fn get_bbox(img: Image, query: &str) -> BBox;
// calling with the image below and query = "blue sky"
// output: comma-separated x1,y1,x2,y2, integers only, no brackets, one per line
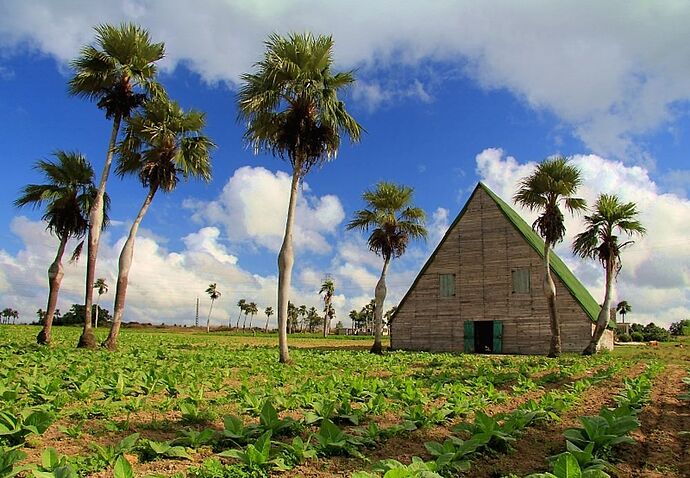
1,1,689,328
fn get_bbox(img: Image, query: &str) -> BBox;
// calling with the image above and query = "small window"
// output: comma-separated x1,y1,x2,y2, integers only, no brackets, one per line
439,273,455,297
512,268,530,294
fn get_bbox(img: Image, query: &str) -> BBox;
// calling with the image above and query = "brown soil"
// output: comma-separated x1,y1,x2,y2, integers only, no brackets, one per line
468,362,648,478
616,365,690,478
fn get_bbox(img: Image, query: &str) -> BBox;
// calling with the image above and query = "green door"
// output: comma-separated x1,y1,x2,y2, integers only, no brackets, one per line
492,320,503,353
463,321,475,353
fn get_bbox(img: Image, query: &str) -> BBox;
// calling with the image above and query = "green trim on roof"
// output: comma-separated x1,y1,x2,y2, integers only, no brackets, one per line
391,182,600,324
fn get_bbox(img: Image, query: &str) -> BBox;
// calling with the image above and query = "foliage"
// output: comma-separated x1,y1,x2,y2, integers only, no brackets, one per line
57,304,111,326
669,319,690,336
526,452,610,478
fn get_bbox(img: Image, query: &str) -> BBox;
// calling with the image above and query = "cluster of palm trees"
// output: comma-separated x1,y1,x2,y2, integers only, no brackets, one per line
14,24,429,361
16,24,213,348
514,157,645,356
0,308,19,325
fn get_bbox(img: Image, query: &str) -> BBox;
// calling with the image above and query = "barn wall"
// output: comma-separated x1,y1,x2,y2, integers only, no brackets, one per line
391,187,600,354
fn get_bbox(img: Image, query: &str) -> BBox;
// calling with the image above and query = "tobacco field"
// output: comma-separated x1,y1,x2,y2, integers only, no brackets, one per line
0,326,688,478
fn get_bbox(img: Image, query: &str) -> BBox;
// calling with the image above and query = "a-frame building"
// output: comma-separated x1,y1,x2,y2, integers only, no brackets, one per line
390,182,613,354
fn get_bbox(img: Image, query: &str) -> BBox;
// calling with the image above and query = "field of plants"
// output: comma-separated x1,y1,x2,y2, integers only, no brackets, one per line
1,326,688,478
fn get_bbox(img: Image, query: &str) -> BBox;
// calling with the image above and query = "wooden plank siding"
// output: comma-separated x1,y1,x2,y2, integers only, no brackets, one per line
391,184,613,354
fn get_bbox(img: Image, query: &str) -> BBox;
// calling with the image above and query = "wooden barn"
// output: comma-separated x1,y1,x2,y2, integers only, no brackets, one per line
390,182,613,354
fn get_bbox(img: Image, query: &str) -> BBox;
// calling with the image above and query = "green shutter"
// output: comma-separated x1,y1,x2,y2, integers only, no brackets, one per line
463,321,474,353
493,320,503,353
439,274,455,297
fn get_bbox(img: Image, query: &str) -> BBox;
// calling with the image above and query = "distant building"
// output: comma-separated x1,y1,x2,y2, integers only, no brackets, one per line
390,182,613,354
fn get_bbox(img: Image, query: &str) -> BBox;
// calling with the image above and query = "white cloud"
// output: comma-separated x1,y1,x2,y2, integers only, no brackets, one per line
476,148,690,327
184,166,344,254
2,1,689,158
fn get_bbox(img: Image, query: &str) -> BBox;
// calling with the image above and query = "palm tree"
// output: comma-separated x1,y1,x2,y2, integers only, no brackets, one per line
103,97,213,349
287,302,299,334
70,23,165,349
93,278,109,328
616,300,631,324
236,299,247,329
247,302,258,329
306,306,321,332
573,194,645,355
347,182,427,354
238,32,363,363
205,283,221,333
319,278,335,337
264,306,274,332
15,151,105,345
514,157,586,357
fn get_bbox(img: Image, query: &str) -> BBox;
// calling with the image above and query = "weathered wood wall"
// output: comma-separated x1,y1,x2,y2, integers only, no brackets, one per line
391,187,612,354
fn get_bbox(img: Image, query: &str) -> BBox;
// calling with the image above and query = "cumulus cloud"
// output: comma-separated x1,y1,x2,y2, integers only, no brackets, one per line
2,1,690,158
0,216,328,329
475,148,690,327
184,166,344,254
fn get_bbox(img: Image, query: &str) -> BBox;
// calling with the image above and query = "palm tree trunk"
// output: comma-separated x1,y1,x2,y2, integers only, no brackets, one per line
543,244,561,357
104,185,157,350
371,256,390,354
583,260,614,355
79,114,121,349
249,313,254,329
264,315,270,332
277,170,300,363
37,236,68,345
207,299,215,333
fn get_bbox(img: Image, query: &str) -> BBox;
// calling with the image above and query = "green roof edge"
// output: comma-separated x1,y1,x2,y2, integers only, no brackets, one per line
391,182,601,324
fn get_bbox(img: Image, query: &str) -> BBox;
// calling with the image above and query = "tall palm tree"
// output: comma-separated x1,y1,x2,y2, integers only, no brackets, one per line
103,97,213,349
287,302,298,334
93,278,109,328
70,23,165,349
247,302,258,329
238,32,363,363
264,306,274,332
347,182,427,354
514,157,586,357
573,194,645,355
236,299,247,329
15,151,106,345
319,278,335,337
616,300,631,324
205,283,221,333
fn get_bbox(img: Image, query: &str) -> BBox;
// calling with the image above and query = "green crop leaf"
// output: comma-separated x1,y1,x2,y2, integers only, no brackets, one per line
112,456,134,478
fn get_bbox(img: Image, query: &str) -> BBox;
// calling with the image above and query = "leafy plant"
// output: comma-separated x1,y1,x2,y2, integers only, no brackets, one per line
563,407,639,459
90,433,140,466
526,452,610,478
173,428,217,448
139,439,192,461
218,431,275,474
312,419,363,458
0,446,29,478
0,409,54,445
112,455,134,478
353,457,443,477
256,400,297,436
31,448,78,478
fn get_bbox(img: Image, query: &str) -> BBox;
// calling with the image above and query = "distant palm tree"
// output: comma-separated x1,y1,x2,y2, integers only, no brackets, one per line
514,157,586,357
573,194,645,355
264,306,274,332
15,151,105,345
205,283,221,333
616,301,631,323
287,302,299,334
103,96,213,349
1,308,18,325
319,279,335,337
247,302,258,329
238,32,363,363
236,299,246,329
347,182,427,354
93,278,109,328
307,306,321,332
70,23,165,349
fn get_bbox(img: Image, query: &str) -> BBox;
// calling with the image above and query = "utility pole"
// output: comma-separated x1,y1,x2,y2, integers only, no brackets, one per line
195,297,199,327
